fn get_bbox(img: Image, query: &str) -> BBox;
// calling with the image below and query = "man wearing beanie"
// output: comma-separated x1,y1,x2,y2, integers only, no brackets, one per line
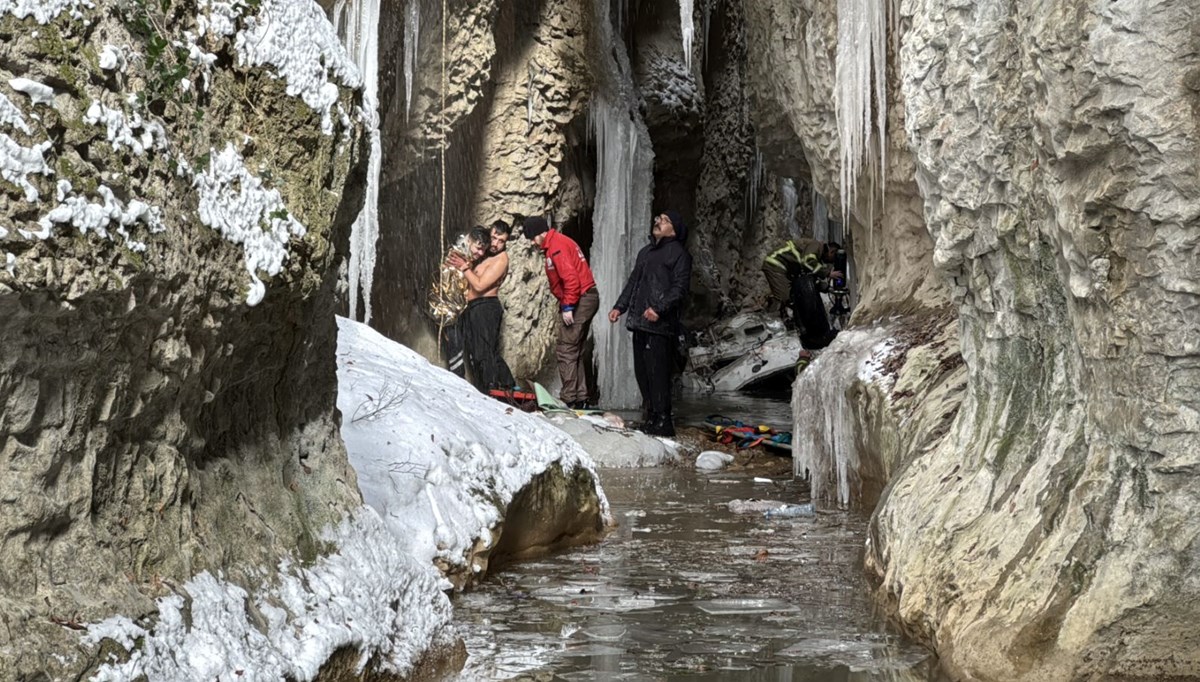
522,216,600,408
608,210,692,437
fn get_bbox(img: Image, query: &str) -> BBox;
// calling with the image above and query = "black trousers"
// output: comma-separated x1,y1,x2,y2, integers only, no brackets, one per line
632,330,674,428
440,320,466,378
461,297,515,391
790,273,837,350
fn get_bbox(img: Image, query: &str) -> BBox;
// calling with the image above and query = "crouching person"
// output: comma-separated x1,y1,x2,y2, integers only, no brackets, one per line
608,210,692,437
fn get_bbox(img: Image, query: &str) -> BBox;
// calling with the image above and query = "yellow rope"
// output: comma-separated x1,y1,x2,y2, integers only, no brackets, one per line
439,0,447,253
437,0,448,348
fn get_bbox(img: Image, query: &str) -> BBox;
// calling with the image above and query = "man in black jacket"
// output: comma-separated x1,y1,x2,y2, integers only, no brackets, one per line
608,210,692,437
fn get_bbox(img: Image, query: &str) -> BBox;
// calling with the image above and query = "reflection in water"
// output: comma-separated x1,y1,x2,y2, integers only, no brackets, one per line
453,469,941,681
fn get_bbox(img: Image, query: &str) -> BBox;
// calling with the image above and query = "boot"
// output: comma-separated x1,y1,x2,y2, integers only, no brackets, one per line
645,414,675,438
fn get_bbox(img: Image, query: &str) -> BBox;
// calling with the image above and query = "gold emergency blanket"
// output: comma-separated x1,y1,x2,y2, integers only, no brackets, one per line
428,235,471,326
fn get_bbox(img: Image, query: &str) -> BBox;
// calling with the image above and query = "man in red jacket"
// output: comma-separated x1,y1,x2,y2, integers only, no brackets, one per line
522,216,600,409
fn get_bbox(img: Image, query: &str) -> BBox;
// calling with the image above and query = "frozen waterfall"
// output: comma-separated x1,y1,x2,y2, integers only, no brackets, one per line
812,189,830,243
342,0,381,324
590,95,645,410
792,327,894,507
780,177,799,239
680,0,694,70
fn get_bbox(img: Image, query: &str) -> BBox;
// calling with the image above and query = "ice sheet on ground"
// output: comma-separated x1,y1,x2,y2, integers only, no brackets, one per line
693,598,800,615
727,498,789,513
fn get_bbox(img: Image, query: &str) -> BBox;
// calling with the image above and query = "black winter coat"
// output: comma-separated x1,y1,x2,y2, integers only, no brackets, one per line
614,232,692,337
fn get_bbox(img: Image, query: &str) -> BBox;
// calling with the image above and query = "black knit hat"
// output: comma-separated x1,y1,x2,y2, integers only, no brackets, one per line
522,216,550,240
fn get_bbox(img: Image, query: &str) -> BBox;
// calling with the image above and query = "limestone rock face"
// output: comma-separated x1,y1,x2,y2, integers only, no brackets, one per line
373,0,594,375
752,0,1200,677
691,0,795,319
869,0,1200,678
0,0,366,676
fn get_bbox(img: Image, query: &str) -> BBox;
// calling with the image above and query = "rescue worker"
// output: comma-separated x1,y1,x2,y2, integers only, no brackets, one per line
762,238,844,350
522,216,600,409
608,210,692,437
761,238,842,318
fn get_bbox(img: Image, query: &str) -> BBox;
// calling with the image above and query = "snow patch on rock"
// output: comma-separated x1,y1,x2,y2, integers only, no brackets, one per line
193,143,305,305
84,511,451,681
84,100,167,155
32,183,165,249
8,77,56,106
196,0,362,134
337,316,610,569
1,134,52,202
0,0,92,23
0,92,31,134
98,44,126,72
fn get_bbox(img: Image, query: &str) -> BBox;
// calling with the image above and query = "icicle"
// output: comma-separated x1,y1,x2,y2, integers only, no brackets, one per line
744,148,763,229
812,188,830,242
342,0,382,323
526,63,535,133
792,327,893,507
679,0,694,70
834,0,888,231
403,0,420,121
780,177,798,238
331,0,347,39
590,0,654,409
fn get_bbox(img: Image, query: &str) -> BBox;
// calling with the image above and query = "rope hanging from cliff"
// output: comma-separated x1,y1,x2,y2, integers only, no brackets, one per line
437,0,448,348
439,0,447,254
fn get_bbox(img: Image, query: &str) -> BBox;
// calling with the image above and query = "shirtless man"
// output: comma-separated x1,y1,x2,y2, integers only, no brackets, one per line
446,225,516,391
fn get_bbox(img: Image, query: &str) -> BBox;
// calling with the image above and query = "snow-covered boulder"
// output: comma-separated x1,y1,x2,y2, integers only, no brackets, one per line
336,317,610,585
74,317,611,680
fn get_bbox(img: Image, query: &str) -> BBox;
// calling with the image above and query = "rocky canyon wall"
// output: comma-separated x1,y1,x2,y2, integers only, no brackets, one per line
369,0,802,375
752,0,1200,678
871,0,1200,678
0,0,367,675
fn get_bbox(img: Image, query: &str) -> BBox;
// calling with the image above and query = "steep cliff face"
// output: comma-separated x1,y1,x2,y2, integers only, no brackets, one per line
368,0,802,382
371,0,604,381
751,0,1200,678
0,0,366,675
870,0,1200,678
690,0,797,320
